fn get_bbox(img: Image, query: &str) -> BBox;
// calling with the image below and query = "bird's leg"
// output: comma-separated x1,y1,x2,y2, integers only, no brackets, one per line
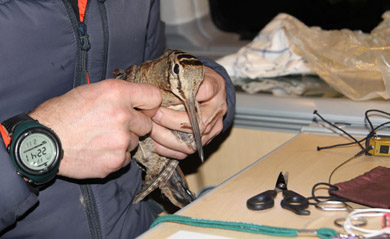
133,158,179,204
160,165,196,208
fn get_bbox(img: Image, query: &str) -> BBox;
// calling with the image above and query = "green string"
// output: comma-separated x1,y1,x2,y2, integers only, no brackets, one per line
317,228,339,239
151,215,337,239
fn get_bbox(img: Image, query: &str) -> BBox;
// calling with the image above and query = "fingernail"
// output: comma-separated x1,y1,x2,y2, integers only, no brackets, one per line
152,109,162,122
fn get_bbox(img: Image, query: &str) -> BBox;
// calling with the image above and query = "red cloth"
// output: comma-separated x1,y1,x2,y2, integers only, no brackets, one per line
331,166,390,208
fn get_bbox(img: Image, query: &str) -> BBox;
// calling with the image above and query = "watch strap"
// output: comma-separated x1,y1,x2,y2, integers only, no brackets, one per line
2,113,34,133
0,124,11,148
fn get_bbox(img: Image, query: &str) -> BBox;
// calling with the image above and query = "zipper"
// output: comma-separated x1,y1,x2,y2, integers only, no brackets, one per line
77,3,102,237
97,1,109,82
78,0,90,85
78,20,91,85
62,0,91,87
62,1,103,238
80,185,103,239
77,0,104,235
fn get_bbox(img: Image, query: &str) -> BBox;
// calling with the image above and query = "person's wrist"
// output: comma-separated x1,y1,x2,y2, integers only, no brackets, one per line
1,113,63,188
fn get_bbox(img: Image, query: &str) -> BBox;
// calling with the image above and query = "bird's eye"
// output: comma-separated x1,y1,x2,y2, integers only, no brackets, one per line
173,64,180,74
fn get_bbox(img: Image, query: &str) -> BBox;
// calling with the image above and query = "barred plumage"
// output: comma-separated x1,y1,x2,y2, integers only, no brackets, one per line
113,49,204,208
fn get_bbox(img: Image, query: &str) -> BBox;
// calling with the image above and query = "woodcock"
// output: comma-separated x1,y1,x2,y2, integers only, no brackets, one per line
113,49,204,208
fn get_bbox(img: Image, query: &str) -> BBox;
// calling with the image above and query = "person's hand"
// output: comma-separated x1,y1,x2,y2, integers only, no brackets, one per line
29,79,162,179
150,66,228,159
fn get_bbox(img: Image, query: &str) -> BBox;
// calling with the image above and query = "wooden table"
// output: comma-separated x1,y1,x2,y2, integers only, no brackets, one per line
138,133,390,238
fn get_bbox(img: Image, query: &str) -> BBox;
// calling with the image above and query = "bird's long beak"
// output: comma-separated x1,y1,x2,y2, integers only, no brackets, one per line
185,93,204,162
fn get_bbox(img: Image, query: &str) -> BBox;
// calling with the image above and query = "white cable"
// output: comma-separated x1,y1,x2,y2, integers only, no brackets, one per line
344,208,390,238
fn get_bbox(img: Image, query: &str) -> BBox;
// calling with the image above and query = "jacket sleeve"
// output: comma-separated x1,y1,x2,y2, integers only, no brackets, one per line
0,142,38,233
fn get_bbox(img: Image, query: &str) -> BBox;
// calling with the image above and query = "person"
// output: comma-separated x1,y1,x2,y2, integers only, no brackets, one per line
0,0,235,238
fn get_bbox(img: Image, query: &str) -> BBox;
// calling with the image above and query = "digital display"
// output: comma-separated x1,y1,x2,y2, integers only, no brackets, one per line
379,145,390,154
19,133,56,171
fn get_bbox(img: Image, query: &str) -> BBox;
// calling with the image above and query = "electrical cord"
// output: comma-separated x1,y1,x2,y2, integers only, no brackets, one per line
314,109,390,153
313,109,390,183
327,149,366,184
365,109,390,132
307,182,344,205
316,121,390,152
316,138,366,151
313,110,366,151
308,110,390,208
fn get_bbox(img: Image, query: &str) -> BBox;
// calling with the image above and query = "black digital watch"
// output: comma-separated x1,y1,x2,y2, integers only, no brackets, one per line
0,114,63,186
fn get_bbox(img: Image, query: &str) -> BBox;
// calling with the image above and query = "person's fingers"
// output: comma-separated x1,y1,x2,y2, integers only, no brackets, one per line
122,151,132,168
195,68,220,102
152,139,189,160
126,109,154,137
127,131,140,153
29,79,163,179
150,122,196,154
123,81,162,111
152,108,196,133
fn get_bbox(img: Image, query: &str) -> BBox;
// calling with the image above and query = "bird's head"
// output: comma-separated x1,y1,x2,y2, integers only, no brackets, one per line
167,50,205,162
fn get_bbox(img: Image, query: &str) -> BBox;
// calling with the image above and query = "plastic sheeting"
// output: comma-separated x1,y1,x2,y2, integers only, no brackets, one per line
217,12,390,100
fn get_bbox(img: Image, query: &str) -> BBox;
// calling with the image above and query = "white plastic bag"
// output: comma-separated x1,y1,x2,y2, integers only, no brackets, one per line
217,13,313,80
218,12,390,100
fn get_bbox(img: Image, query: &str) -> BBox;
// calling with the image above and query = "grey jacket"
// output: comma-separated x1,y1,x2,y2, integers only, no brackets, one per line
0,0,235,238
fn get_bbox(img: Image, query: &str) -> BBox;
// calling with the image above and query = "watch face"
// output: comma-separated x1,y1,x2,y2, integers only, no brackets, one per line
18,132,58,172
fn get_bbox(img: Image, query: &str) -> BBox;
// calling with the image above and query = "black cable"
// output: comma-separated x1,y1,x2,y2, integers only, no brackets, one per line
319,121,390,152
373,121,390,131
307,151,365,206
317,137,366,151
313,110,365,151
307,182,340,205
314,109,390,152
319,121,390,151
365,109,390,132
320,121,390,152
309,109,390,208
328,149,366,184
